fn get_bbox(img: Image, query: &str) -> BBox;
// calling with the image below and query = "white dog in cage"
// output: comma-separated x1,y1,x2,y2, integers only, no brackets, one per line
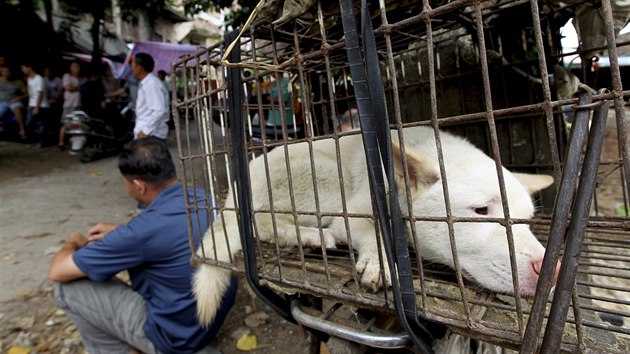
192,125,558,327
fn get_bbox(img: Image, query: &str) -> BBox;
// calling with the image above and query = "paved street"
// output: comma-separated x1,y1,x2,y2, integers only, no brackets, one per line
0,141,134,303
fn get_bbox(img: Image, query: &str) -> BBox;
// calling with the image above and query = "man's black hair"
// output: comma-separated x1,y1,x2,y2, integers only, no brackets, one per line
83,63,102,79
118,138,176,187
134,52,155,73
21,59,39,73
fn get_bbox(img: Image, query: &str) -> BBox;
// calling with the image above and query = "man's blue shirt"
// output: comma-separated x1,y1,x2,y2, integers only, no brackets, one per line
73,183,237,354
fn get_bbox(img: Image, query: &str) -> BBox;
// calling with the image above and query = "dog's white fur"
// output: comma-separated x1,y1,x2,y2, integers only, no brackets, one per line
193,126,554,326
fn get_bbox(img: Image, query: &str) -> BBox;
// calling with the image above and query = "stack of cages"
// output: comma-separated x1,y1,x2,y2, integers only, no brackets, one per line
173,0,630,352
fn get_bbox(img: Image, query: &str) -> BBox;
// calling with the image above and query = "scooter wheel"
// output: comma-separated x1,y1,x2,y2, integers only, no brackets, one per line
78,151,94,163
78,144,98,163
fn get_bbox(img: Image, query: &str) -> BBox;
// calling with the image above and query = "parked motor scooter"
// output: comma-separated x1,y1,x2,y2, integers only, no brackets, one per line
62,100,134,163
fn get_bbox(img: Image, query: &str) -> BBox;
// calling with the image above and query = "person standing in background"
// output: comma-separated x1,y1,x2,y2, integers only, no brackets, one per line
0,65,27,140
59,61,82,149
101,64,116,96
79,64,106,120
267,74,294,127
21,61,50,146
157,70,172,107
157,70,173,128
44,65,64,149
157,70,172,96
132,53,169,141
106,74,139,117
338,107,360,132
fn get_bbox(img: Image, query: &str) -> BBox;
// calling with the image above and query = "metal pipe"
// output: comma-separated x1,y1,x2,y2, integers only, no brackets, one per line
521,86,593,353
290,300,410,349
541,99,610,353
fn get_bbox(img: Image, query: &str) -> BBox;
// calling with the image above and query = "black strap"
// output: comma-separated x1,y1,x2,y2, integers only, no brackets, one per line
225,30,294,323
360,0,417,317
339,0,434,352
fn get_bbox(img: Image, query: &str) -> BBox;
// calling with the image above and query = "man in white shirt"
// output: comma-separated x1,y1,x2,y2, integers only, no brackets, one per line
21,61,51,145
131,53,169,140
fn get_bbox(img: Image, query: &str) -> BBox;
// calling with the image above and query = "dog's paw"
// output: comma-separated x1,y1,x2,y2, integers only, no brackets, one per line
291,227,337,249
320,229,337,249
356,252,391,291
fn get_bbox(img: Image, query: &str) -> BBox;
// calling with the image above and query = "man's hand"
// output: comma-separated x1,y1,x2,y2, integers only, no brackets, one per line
49,232,89,283
137,131,148,139
88,223,118,242
32,106,39,116
66,232,89,250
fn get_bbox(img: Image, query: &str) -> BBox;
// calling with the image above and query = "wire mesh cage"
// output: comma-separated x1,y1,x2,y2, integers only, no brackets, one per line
174,0,630,352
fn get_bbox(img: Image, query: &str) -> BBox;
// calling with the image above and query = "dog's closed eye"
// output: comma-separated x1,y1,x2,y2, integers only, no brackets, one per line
473,206,489,215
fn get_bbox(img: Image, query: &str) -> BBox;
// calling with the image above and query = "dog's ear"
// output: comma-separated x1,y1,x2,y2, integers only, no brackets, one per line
391,140,439,191
512,173,554,194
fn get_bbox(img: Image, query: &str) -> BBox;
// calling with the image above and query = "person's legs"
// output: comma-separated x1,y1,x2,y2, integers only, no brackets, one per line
59,106,74,148
54,278,159,354
0,102,9,117
25,107,34,128
13,108,26,140
58,124,66,148
10,103,26,139
38,107,54,146
0,103,11,133
25,107,39,141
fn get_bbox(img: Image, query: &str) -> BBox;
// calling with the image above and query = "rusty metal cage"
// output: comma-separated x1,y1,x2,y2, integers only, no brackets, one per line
173,0,630,352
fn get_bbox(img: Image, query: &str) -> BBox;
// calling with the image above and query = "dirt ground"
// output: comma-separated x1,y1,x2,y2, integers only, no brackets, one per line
0,138,313,354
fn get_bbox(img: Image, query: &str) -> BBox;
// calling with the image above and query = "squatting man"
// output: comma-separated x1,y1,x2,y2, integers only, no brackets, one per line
48,138,238,354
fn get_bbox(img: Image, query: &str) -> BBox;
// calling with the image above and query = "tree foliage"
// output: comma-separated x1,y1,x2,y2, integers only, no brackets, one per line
119,0,257,29
118,0,172,25
60,0,108,66
178,0,258,29
222,0,258,29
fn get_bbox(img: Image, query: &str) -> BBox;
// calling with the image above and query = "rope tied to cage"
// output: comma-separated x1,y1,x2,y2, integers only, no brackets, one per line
220,0,288,72
570,86,610,110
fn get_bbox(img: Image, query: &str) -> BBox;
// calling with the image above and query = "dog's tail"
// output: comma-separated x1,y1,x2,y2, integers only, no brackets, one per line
193,261,233,327
193,213,242,327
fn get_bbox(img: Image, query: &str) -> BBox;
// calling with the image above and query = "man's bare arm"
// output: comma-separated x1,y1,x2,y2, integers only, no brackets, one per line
48,232,88,283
